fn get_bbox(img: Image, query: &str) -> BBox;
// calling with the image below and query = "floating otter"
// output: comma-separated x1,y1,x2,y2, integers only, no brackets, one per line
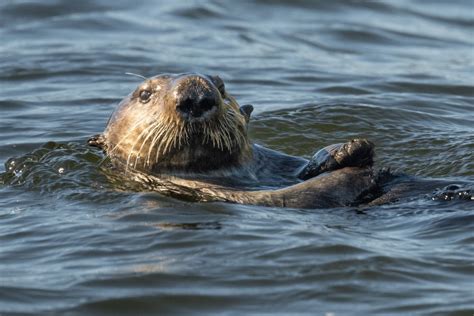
88,73,467,208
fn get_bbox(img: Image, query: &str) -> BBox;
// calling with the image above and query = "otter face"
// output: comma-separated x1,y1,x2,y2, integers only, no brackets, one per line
103,73,253,174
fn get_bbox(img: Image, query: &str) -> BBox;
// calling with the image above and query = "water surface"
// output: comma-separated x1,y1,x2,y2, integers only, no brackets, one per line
1,0,473,315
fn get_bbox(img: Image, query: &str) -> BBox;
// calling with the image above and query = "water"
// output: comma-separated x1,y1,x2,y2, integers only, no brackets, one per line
1,0,473,315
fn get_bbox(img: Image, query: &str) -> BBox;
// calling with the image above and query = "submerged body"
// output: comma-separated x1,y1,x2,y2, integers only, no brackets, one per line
89,73,465,208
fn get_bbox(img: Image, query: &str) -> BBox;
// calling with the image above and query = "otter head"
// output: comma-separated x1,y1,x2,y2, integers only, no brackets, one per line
100,73,254,174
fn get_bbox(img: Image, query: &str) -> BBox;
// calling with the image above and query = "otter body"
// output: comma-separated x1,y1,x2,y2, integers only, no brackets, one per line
90,73,387,208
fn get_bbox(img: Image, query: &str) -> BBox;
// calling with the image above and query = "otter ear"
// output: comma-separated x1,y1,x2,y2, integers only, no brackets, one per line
210,75,225,96
240,104,254,123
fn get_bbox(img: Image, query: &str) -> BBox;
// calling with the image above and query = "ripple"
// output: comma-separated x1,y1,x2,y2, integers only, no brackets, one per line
172,4,223,19
1,0,474,315
411,213,474,240
330,27,396,45
318,86,373,95
0,0,105,22
375,81,474,97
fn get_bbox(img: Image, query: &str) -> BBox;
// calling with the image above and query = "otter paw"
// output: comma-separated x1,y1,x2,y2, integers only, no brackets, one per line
297,138,375,180
431,185,473,201
87,134,106,149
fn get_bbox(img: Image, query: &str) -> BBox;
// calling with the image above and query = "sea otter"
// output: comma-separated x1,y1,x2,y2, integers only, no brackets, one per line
87,73,421,208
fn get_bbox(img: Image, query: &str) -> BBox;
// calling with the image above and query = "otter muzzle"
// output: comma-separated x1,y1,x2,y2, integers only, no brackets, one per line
175,76,219,119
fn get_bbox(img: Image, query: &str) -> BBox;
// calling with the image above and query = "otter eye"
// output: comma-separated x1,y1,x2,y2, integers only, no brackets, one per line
139,90,152,103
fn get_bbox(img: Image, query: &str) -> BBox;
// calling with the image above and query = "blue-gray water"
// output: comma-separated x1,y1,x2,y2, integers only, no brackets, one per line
1,0,473,315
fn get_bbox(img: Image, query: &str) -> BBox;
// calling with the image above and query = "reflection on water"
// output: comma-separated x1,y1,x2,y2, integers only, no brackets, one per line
0,0,473,315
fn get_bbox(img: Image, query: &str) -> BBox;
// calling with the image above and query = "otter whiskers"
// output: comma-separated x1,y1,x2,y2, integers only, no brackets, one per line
124,72,147,80
108,115,154,157
114,101,249,172
129,121,161,169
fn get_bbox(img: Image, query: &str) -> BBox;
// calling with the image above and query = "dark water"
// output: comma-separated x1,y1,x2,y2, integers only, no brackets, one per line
1,0,473,315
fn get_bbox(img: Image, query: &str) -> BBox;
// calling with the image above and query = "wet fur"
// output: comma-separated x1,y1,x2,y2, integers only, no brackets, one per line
95,73,463,209
103,74,251,175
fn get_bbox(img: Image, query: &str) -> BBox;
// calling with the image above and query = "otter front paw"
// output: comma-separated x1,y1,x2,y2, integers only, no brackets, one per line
87,134,106,150
298,138,375,180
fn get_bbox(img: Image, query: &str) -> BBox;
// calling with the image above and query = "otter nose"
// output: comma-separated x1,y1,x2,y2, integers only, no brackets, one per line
176,95,217,118
175,78,219,118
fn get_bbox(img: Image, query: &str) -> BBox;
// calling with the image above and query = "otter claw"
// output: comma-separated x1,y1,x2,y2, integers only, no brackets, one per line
298,138,375,180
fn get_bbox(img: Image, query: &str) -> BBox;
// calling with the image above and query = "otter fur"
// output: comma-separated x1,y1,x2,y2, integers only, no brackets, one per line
88,73,413,208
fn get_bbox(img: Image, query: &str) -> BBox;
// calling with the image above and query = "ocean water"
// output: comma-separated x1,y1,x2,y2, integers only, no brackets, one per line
0,0,473,315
